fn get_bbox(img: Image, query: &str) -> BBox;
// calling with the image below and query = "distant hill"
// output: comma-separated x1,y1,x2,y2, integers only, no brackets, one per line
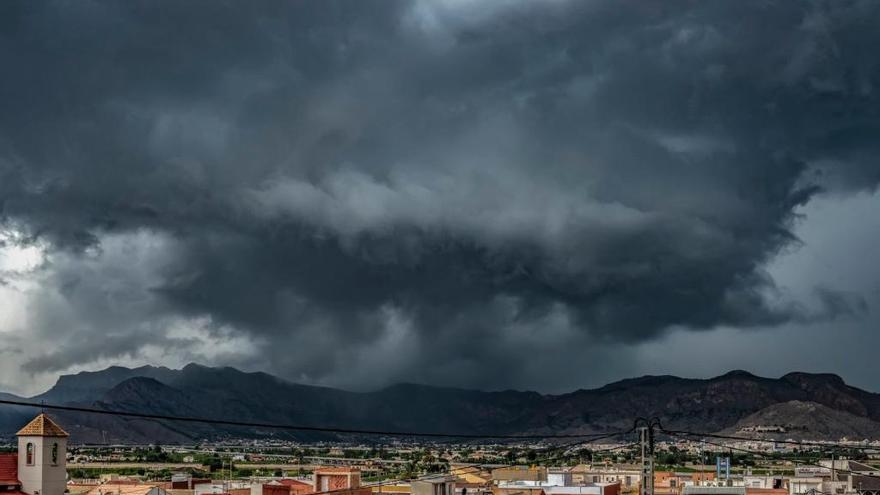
32,365,180,404
0,392,32,436
3,365,880,443
723,400,880,440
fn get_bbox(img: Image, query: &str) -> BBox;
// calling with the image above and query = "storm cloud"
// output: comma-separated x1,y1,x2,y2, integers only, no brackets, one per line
1,0,879,393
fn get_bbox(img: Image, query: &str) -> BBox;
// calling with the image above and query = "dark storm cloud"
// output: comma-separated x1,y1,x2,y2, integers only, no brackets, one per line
2,0,880,389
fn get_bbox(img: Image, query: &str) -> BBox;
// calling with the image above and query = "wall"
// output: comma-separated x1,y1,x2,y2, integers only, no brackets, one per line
265,485,294,495
412,481,454,495
314,488,372,495
547,474,572,487
493,469,547,483
17,436,67,495
315,472,360,493
601,484,621,495
789,479,822,495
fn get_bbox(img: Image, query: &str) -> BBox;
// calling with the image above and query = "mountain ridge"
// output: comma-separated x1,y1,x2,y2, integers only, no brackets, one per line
2,364,877,443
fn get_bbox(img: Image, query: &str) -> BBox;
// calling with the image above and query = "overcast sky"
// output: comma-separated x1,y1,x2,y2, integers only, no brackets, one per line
2,0,880,396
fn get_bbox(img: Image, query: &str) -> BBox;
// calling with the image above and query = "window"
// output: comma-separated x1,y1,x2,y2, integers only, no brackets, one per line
52,443,58,465
26,443,34,465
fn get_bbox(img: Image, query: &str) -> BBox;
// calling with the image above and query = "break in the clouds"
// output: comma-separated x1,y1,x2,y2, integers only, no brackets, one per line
1,0,880,394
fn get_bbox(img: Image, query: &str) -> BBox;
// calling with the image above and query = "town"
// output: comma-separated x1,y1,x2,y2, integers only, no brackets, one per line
3,5,880,495
3,414,880,495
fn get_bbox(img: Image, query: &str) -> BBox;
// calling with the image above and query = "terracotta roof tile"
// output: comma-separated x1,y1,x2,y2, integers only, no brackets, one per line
0,453,20,486
279,480,313,487
85,483,162,495
16,413,69,437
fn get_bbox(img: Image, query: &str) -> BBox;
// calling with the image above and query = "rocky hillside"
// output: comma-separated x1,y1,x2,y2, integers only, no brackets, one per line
2,365,879,443
723,400,880,440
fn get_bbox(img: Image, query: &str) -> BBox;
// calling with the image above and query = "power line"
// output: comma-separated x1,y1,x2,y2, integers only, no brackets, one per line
547,429,637,448
587,442,640,454
367,462,498,489
662,429,880,481
0,398,625,440
662,428,880,452
550,427,638,454
5,394,634,492
369,443,639,489
367,455,536,489
368,428,639,489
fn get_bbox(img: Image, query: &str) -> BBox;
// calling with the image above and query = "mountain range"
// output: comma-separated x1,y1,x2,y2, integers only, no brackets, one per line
2,364,880,444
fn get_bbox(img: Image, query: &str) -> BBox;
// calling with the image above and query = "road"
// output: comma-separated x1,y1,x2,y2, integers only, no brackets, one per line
72,462,206,470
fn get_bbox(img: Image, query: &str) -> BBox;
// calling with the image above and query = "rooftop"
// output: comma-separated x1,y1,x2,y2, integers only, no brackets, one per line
16,413,70,437
851,475,880,492
278,480,314,488
412,476,457,485
0,453,20,486
682,488,746,495
544,487,614,495
86,484,164,495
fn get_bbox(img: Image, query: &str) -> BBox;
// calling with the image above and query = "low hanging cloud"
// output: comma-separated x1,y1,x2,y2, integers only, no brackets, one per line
1,0,879,392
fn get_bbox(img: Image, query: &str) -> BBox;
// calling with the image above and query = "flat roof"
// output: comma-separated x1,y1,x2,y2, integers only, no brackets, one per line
682,488,746,495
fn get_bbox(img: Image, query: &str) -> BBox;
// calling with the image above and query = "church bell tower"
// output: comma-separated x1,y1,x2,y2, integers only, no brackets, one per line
17,413,68,495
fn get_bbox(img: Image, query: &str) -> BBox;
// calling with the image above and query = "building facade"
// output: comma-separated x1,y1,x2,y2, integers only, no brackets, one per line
17,413,69,495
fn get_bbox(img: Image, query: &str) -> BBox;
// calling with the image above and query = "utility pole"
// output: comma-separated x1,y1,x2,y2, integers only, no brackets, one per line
831,452,836,484
700,443,705,484
639,423,655,495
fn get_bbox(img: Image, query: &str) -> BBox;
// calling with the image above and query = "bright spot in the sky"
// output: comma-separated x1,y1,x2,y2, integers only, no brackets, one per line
0,230,45,273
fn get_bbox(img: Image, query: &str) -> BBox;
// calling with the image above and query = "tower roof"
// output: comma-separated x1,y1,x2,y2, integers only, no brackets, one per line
15,413,69,437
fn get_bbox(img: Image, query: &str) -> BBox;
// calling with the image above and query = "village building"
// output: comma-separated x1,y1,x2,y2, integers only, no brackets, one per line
0,413,70,495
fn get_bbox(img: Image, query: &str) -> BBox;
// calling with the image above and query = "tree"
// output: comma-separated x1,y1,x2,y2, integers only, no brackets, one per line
206,455,223,472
